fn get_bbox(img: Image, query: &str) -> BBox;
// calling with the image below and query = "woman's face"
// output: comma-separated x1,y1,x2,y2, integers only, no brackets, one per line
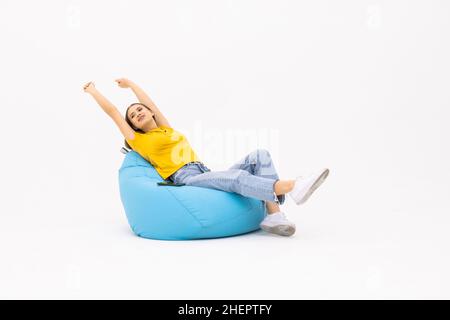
128,105,154,129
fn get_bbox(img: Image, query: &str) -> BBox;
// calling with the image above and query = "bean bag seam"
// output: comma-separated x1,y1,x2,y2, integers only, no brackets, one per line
163,187,206,228
202,198,257,229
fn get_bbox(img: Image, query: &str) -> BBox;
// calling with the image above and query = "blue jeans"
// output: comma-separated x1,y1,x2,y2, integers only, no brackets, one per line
167,148,285,205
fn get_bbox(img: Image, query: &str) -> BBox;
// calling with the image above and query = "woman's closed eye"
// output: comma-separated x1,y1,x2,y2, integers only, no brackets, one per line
131,107,142,118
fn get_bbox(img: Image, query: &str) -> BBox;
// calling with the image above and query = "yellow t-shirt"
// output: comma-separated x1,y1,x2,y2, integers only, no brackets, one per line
126,125,201,180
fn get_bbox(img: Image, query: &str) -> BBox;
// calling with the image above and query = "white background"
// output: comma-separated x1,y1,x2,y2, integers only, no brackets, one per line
1,0,449,299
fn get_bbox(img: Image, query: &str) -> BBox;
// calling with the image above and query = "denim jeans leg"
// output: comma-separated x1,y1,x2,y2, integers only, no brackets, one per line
168,163,203,184
180,168,280,203
228,149,285,205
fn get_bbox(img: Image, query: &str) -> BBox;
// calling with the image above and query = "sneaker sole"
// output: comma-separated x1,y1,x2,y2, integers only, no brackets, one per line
297,168,330,205
260,224,296,237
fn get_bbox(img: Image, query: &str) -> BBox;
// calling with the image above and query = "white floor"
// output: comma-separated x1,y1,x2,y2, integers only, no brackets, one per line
2,175,449,299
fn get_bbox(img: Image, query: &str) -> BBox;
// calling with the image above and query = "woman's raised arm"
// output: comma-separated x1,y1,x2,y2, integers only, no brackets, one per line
83,81,116,114
115,78,171,128
83,81,135,140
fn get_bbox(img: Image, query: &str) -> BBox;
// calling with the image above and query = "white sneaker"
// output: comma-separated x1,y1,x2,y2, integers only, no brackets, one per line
260,211,296,236
288,168,330,205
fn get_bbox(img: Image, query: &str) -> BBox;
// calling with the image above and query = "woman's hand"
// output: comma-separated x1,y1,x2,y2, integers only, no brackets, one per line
115,77,134,89
83,81,96,94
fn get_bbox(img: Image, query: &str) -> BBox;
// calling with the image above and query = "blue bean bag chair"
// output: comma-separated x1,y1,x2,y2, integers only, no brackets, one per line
118,148,267,240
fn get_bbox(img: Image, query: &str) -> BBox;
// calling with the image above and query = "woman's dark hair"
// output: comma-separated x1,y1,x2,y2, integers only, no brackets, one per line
124,102,154,149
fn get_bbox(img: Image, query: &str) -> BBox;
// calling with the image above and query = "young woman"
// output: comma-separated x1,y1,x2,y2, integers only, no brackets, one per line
83,78,329,237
